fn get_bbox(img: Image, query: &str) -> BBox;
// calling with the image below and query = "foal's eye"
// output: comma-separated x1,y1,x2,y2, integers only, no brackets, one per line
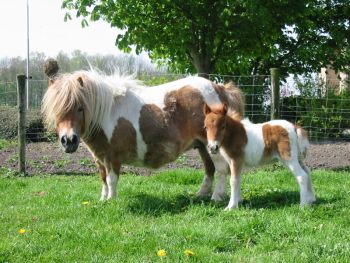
77,107,84,113
204,126,207,131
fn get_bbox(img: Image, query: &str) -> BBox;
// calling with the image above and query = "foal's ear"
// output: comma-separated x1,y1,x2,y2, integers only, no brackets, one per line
203,103,211,115
222,102,228,115
77,76,84,87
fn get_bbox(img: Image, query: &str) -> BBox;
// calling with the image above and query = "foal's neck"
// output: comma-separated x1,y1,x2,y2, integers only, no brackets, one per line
221,115,248,156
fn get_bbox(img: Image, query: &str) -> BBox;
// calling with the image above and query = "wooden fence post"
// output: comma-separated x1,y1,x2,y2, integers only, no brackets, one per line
270,68,280,120
17,75,27,175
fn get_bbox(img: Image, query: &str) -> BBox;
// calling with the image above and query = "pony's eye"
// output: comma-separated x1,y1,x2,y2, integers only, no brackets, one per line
204,126,207,130
78,107,84,112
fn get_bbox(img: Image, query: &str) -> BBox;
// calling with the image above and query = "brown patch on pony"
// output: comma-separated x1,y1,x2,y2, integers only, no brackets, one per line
139,104,180,168
262,124,291,161
214,83,245,120
84,117,137,169
110,118,138,163
163,85,207,141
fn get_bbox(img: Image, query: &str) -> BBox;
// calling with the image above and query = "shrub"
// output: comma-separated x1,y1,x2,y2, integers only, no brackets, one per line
0,106,48,141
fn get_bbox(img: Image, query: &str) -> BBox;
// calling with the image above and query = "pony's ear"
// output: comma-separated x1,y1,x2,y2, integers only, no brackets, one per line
48,78,55,86
203,103,211,115
77,76,84,87
222,102,228,115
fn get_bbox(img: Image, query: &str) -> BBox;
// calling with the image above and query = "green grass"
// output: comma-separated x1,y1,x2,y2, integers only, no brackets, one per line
0,139,16,150
1,168,350,262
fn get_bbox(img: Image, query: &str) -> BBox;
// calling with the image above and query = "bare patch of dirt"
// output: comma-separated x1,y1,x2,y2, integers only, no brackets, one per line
0,141,349,175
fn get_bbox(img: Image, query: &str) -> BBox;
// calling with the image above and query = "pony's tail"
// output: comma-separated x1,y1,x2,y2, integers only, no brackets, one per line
224,82,245,120
296,126,310,161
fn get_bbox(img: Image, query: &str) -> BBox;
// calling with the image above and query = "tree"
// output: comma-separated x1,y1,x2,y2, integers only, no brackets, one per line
63,0,316,76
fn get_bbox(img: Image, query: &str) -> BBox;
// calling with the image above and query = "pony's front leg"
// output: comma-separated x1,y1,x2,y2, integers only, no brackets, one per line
211,154,230,201
101,160,121,200
225,159,243,211
96,161,108,201
106,161,121,200
196,143,215,197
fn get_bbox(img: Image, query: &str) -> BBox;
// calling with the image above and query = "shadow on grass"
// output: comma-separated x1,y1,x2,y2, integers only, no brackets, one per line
329,166,350,172
126,192,220,216
243,190,336,210
126,189,341,215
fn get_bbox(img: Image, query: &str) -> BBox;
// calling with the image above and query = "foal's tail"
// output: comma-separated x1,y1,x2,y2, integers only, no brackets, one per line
295,125,310,160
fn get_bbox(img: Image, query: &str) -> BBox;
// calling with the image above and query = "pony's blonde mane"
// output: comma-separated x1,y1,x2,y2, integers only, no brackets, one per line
42,70,141,139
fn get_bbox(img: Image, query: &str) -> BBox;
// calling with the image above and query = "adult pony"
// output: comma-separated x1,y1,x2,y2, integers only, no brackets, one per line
42,70,244,201
203,103,316,210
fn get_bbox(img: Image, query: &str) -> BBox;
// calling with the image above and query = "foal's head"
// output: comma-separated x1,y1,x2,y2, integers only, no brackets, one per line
203,103,228,154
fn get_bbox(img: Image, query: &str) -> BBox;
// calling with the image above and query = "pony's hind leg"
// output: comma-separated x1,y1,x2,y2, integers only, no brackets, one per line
284,159,316,206
196,142,215,197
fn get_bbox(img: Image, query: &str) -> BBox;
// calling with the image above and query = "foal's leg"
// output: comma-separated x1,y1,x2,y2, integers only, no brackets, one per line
106,160,121,200
196,142,215,197
225,159,243,210
284,159,316,206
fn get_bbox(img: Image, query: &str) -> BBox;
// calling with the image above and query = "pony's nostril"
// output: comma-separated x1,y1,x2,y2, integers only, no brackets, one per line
61,135,67,146
214,145,219,151
71,134,78,144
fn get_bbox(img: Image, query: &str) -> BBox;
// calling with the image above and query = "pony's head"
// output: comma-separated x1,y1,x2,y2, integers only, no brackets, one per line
203,103,228,154
42,71,112,153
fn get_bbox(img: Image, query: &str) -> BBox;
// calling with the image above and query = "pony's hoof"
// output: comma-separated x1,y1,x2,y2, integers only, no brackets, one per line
211,193,225,202
196,190,211,198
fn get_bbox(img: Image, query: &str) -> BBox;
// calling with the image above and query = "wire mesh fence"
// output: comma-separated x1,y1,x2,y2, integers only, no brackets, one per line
0,74,349,142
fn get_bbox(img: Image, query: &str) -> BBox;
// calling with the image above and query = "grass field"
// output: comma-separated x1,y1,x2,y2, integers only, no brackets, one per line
1,167,350,262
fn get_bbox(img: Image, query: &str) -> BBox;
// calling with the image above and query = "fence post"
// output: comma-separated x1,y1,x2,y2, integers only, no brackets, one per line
270,68,280,120
17,75,27,175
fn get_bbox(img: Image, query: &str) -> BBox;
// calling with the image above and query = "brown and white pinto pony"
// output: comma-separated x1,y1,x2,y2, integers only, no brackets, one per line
203,103,316,210
42,70,244,201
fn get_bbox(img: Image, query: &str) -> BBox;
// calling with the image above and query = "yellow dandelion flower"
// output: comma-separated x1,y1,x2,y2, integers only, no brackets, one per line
184,249,195,257
157,249,167,257
18,228,26,234
82,201,89,205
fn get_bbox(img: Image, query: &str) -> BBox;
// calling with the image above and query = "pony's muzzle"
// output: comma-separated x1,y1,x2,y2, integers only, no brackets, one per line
60,134,79,153
207,142,219,154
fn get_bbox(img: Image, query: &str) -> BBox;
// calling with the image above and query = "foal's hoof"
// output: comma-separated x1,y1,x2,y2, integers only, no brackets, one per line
224,205,237,211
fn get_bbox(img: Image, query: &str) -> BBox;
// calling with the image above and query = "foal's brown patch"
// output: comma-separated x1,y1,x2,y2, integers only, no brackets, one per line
262,124,291,161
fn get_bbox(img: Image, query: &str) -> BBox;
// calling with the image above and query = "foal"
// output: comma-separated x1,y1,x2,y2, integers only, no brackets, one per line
203,103,316,210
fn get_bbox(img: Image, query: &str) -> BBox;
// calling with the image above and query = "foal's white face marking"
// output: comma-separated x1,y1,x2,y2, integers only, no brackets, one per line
203,103,228,155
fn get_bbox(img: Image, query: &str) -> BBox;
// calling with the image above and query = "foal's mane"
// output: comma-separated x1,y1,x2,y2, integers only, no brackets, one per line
42,70,141,138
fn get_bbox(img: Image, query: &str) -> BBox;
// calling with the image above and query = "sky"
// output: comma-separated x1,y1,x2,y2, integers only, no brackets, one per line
0,0,123,58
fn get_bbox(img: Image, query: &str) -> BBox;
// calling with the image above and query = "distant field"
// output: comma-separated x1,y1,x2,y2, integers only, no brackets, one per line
1,168,350,262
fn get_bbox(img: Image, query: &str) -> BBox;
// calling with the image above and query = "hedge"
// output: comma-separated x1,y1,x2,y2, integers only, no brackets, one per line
0,106,49,141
